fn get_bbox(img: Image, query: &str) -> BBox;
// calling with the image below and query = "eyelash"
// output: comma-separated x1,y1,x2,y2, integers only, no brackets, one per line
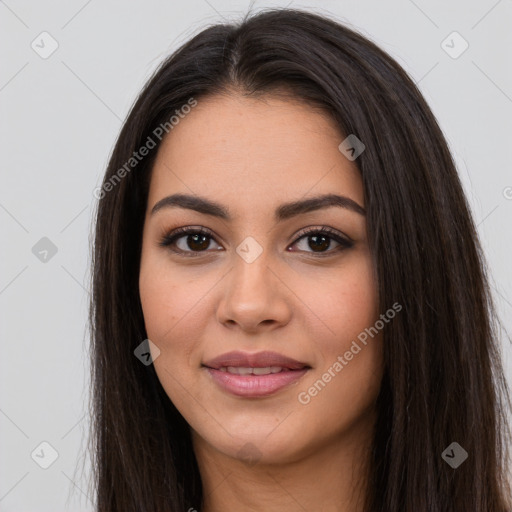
158,225,353,258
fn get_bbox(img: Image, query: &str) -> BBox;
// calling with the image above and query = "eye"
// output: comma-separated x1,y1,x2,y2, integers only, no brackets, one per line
290,226,353,255
158,225,353,257
158,226,221,256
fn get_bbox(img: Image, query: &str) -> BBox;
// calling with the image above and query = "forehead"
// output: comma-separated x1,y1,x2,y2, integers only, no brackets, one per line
147,93,363,214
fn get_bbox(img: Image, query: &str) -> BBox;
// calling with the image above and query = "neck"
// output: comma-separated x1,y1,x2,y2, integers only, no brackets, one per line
192,417,374,512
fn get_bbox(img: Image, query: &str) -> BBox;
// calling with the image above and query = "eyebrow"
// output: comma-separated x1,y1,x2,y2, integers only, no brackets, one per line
150,192,366,221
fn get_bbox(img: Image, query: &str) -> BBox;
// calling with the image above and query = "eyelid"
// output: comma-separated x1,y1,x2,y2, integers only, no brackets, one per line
295,225,354,243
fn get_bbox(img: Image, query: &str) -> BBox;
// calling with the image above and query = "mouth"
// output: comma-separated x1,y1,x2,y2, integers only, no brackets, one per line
202,351,311,397
213,366,301,375
202,350,310,370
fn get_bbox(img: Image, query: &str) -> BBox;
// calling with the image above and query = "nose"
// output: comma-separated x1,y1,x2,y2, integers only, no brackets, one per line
216,249,292,334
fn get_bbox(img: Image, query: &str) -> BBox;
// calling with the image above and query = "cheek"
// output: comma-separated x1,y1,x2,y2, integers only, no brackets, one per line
297,253,379,352
139,249,210,340
294,254,382,407
138,249,223,389
138,255,204,406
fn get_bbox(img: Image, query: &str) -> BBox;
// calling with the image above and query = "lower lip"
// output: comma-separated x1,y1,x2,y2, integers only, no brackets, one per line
204,367,309,397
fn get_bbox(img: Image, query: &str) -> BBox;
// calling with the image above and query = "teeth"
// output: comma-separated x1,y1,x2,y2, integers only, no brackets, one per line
228,366,254,375
221,366,286,375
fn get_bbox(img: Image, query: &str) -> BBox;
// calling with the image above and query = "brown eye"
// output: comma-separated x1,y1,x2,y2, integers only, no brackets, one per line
180,232,211,251
159,226,353,257
289,227,353,255
159,227,221,256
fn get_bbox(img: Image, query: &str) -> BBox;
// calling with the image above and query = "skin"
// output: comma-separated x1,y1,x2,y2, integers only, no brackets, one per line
139,91,384,512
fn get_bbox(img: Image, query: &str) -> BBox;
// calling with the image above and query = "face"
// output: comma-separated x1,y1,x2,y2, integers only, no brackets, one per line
139,92,384,465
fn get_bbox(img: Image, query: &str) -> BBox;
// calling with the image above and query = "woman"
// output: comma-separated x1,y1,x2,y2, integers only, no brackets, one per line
88,7,512,511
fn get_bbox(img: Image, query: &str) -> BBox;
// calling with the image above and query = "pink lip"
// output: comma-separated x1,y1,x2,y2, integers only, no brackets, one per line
202,350,311,398
203,350,308,370
205,367,309,397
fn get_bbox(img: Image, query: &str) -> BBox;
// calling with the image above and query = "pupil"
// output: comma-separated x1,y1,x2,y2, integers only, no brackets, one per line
309,234,329,252
188,234,209,251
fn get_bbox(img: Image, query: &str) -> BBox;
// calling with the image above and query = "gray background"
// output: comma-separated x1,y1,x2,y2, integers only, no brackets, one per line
1,0,511,510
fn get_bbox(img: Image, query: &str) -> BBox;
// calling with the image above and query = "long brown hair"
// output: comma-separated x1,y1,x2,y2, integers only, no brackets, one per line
88,7,512,511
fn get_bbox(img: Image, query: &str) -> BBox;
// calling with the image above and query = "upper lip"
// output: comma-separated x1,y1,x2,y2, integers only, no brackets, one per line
203,351,310,370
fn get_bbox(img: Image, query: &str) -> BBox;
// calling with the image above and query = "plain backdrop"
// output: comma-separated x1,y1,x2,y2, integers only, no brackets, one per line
1,0,511,510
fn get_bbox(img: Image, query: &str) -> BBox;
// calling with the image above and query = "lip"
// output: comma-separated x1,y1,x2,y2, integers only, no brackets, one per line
202,350,309,370
205,367,309,397
202,350,311,398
